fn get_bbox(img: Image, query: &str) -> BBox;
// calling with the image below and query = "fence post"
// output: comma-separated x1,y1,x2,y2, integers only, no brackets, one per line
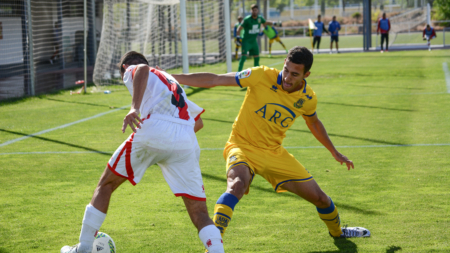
26,0,35,96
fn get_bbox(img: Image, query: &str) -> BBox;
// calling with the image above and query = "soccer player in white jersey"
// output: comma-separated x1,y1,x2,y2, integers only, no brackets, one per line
61,51,224,253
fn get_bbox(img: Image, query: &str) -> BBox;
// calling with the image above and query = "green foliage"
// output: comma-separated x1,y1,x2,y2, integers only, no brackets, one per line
434,0,450,21
352,12,362,20
1,50,450,252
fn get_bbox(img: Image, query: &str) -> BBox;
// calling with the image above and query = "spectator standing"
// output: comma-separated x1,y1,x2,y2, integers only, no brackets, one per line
313,15,329,54
328,16,341,54
377,13,391,53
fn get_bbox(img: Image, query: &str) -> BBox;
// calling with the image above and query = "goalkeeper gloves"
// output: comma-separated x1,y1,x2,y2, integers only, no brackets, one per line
273,21,282,27
236,36,242,46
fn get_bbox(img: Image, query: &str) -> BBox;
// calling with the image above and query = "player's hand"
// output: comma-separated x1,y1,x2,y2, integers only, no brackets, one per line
122,108,142,133
236,36,242,46
333,151,354,170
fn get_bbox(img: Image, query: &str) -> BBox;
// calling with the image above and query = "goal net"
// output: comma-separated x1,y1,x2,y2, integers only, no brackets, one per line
388,7,427,46
94,0,231,86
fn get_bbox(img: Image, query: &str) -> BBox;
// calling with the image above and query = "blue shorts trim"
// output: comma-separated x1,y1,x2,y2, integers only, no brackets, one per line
274,176,314,192
227,161,255,185
305,112,316,117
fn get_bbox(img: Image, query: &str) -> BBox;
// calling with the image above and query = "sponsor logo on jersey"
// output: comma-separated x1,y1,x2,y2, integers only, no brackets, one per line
249,24,260,34
270,85,278,92
238,69,252,79
294,98,305,108
229,155,237,162
306,94,312,100
255,103,296,128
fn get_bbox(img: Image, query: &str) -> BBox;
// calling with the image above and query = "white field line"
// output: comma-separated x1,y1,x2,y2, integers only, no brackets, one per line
1,143,449,155
443,62,450,93
0,105,130,148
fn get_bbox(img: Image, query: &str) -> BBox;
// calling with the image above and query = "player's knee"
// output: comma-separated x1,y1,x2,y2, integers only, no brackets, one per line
226,178,247,199
313,192,330,208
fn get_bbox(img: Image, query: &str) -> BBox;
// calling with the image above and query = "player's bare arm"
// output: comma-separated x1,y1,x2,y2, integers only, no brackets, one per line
302,113,354,170
194,117,204,133
172,72,238,88
121,64,148,133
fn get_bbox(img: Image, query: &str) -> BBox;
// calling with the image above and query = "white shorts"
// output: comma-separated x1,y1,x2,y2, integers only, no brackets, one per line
425,35,436,41
107,114,206,201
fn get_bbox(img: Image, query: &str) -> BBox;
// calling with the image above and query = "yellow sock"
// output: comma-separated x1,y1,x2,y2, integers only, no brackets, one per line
317,198,342,237
213,193,239,237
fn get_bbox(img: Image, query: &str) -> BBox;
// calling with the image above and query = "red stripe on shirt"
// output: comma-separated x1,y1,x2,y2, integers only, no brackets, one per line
149,67,190,120
195,109,205,121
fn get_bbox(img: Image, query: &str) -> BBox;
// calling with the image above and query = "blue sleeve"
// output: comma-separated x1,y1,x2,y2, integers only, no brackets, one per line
234,26,237,37
273,26,278,35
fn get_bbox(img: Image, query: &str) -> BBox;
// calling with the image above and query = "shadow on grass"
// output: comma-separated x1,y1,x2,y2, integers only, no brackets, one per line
308,237,358,253
43,97,120,109
289,128,405,146
0,129,111,156
321,101,416,112
334,202,383,215
202,117,404,146
386,245,402,253
0,248,9,253
346,84,425,90
185,87,207,97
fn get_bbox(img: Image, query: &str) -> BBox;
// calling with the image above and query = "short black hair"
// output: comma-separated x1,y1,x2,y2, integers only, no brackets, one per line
286,46,313,73
251,4,258,9
119,51,149,75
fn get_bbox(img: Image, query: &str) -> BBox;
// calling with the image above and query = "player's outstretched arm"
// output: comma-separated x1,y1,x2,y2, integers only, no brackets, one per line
121,64,147,133
302,114,354,170
172,72,238,88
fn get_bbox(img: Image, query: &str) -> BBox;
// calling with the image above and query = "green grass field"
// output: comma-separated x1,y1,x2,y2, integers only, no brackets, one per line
1,49,450,252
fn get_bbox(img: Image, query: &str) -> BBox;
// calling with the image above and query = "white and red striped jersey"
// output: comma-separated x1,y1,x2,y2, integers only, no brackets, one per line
123,65,204,126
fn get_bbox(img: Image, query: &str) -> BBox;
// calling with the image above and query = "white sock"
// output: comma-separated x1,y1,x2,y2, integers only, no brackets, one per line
78,204,106,251
198,225,224,253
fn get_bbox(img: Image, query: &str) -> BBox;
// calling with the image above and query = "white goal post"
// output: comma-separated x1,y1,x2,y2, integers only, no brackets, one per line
93,0,232,86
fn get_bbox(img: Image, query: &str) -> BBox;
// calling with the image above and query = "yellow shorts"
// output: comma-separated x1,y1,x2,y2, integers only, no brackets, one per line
269,36,282,44
223,143,313,194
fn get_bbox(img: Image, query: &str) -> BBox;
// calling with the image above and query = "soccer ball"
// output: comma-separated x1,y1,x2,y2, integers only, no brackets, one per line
92,232,116,253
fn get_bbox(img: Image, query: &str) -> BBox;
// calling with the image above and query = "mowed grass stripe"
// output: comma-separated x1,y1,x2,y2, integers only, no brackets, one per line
0,50,449,252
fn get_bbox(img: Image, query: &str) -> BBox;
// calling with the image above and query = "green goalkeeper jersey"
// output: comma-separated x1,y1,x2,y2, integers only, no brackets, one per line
241,15,266,42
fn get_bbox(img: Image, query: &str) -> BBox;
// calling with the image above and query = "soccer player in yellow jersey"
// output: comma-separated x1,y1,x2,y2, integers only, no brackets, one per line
172,46,370,243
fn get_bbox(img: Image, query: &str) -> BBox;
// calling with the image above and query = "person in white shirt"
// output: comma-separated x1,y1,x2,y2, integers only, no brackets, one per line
61,51,224,253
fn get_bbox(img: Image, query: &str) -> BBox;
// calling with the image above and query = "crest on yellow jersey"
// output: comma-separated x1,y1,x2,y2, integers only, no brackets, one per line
294,98,305,109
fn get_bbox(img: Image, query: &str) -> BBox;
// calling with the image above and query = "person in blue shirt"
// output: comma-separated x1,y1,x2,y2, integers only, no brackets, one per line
377,13,391,53
234,16,244,60
328,16,341,54
313,15,329,54
423,24,437,51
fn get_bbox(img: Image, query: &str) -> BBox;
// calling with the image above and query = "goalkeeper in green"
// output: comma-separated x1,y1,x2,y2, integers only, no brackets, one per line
236,4,281,71
259,25,288,57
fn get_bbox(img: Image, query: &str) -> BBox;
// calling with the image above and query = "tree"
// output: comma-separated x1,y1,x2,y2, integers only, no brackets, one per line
434,0,450,20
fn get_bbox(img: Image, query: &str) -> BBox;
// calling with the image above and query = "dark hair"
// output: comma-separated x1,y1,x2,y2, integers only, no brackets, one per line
119,51,149,75
318,14,321,18
287,46,313,73
251,4,258,9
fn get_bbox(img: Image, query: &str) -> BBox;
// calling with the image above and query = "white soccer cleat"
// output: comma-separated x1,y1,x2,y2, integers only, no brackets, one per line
61,243,91,253
338,226,371,238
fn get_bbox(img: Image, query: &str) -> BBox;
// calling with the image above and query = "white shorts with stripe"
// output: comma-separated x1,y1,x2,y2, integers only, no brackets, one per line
107,114,206,201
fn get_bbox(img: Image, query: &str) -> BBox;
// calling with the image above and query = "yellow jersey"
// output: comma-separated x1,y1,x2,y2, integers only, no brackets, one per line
228,65,317,150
